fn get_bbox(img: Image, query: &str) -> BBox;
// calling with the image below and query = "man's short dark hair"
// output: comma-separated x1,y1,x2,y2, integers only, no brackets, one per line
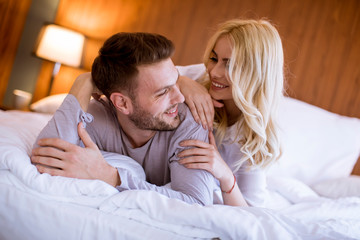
91,32,175,99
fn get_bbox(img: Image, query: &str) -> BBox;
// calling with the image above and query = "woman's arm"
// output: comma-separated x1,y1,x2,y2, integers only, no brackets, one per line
177,131,248,207
69,72,102,111
177,76,215,130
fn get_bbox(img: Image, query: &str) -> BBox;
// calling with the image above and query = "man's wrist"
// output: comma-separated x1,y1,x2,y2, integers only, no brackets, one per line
110,166,121,187
100,165,121,187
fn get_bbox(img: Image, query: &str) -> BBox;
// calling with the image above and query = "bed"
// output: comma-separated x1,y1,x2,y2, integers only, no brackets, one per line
1,64,360,240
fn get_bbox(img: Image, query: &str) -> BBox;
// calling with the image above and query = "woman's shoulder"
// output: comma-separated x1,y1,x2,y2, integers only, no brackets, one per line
222,121,243,142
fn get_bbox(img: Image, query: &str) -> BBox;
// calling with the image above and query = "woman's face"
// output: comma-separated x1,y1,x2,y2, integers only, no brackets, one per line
207,35,233,102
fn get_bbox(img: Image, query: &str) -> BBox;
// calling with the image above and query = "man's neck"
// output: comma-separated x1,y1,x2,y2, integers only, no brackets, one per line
116,111,156,148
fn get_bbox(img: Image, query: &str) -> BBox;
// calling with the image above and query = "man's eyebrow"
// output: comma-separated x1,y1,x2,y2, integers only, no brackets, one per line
154,70,179,94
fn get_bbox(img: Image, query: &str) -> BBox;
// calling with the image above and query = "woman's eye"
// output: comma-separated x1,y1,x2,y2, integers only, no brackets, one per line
209,57,218,62
225,60,230,69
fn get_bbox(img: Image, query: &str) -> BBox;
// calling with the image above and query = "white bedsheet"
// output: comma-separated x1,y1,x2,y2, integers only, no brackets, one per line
1,110,360,240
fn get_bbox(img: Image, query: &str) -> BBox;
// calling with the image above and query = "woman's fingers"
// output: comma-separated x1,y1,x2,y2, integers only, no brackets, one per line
179,139,212,149
181,162,211,172
194,97,214,131
178,147,213,160
205,100,214,131
187,101,201,125
195,103,209,130
212,98,224,108
208,131,218,150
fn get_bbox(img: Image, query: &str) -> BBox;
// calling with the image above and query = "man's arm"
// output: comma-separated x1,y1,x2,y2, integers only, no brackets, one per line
166,104,216,206
33,73,98,148
32,73,121,186
32,122,120,187
33,122,213,205
116,167,214,205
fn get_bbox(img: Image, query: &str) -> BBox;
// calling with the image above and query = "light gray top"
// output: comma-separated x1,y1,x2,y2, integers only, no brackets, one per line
217,122,268,207
34,94,215,206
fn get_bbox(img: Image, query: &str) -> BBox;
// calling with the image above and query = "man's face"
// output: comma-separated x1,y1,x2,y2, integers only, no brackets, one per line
129,58,185,131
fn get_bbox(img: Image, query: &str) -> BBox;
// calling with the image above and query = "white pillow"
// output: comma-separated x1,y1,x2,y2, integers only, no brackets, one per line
176,63,206,81
267,176,319,204
267,97,360,185
311,175,360,198
30,93,67,114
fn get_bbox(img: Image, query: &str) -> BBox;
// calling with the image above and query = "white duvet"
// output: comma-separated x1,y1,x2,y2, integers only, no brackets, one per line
1,110,360,240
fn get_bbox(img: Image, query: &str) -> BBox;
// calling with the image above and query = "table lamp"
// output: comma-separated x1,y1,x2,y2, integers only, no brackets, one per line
34,23,85,95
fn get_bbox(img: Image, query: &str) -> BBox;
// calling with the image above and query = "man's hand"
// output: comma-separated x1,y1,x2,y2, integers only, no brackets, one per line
31,122,121,187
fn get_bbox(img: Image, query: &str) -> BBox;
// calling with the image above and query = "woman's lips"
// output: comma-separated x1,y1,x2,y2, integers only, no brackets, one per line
211,81,228,90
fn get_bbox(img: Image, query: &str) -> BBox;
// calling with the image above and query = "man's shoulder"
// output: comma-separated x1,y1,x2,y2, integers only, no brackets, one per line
178,103,199,127
88,98,113,115
175,103,208,140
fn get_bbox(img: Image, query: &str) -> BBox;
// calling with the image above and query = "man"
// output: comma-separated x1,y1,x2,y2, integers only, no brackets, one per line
31,32,215,205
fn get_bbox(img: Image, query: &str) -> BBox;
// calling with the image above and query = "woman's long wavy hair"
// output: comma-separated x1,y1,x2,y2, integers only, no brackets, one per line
203,19,284,171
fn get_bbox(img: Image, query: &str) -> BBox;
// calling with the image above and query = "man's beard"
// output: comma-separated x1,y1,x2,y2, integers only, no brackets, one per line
129,101,181,131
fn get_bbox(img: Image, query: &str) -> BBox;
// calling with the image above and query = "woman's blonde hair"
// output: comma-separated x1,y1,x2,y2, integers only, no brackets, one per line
203,19,284,170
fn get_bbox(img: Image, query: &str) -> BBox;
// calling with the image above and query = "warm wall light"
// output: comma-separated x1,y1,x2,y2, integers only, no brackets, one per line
34,24,85,95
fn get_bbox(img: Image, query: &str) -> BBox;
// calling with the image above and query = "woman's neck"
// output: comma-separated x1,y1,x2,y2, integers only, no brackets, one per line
223,99,242,126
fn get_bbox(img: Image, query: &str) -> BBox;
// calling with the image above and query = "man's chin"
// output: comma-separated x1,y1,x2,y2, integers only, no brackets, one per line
159,116,181,131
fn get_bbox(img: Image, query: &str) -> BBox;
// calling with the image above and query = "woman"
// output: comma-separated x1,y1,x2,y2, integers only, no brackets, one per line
177,19,284,206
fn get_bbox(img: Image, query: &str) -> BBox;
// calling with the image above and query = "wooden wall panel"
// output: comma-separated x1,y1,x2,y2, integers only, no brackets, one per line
34,0,359,120
27,0,360,174
0,0,31,105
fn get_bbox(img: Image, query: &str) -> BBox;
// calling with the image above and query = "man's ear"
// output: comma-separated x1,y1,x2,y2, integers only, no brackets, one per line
110,92,132,115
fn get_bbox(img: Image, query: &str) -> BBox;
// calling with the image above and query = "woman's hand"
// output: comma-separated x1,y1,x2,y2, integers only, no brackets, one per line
177,75,215,130
178,131,234,191
178,131,248,207
69,72,103,111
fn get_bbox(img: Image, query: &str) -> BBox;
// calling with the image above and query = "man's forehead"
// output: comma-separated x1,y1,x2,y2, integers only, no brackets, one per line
136,60,179,90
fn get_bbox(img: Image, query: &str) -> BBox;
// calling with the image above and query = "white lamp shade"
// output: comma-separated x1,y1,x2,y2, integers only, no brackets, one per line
35,24,85,67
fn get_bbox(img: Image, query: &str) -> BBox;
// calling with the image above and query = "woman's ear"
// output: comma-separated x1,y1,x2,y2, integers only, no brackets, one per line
110,92,132,115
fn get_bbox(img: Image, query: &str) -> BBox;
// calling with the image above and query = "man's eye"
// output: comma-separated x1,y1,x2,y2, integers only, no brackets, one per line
158,88,169,97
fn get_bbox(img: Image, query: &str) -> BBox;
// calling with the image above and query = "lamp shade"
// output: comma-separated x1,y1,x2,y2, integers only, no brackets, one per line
35,24,85,67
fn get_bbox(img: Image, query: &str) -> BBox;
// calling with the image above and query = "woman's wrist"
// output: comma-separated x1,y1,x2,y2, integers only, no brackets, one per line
220,173,236,194
69,73,94,111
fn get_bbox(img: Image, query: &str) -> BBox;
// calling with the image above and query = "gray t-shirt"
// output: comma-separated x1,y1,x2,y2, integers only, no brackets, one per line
35,94,215,205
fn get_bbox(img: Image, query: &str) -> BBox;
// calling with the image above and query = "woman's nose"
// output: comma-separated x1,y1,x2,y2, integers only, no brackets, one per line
209,63,225,79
